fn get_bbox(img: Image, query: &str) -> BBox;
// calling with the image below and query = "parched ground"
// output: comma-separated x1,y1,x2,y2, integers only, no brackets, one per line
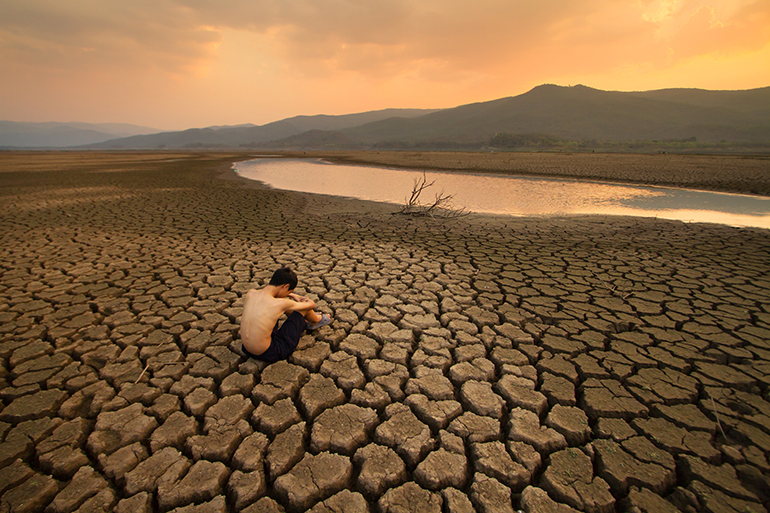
0,151,769,513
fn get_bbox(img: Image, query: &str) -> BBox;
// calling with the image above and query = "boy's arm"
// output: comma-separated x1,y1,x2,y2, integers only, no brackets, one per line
283,297,317,313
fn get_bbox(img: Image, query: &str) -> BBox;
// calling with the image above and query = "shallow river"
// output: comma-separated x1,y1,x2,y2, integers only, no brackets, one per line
235,158,770,229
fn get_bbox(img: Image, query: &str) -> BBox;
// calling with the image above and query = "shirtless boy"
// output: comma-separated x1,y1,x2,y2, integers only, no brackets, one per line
240,267,332,362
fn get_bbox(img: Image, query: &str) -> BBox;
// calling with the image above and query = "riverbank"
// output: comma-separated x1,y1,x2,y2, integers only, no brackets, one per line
0,151,769,512
288,150,770,197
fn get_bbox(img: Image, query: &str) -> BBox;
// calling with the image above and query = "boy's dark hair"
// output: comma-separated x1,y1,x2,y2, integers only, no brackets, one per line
269,267,298,290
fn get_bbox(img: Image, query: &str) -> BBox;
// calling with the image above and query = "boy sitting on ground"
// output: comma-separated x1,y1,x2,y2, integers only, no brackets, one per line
240,267,331,362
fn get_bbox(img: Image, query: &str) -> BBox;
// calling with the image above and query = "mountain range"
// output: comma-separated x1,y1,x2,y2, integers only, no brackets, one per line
0,121,161,148
84,108,439,150
3,84,769,150
340,85,770,146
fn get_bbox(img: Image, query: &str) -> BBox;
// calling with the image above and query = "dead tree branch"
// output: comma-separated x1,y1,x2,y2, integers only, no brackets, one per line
395,172,468,219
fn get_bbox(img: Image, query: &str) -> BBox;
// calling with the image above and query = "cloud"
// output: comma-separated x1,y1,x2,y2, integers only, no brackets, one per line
0,0,221,73
0,0,768,128
668,1,770,59
1,0,767,81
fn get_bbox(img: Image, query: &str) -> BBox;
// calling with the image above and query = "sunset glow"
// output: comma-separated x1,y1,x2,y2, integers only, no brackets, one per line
1,0,768,130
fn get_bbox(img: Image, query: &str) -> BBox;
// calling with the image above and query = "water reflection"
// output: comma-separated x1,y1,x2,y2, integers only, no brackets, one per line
235,158,770,229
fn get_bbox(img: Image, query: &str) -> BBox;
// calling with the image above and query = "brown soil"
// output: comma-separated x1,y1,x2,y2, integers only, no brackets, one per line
0,151,768,512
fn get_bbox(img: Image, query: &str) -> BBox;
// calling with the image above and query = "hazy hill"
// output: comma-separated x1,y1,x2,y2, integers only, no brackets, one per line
249,129,365,150
86,108,439,149
0,121,160,148
8,85,768,150
338,84,770,145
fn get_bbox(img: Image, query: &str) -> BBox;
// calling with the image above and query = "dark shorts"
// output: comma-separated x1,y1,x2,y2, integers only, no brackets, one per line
242,311,307,363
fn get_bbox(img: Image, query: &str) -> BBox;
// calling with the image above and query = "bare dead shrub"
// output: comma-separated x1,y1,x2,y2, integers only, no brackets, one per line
395,172,468,219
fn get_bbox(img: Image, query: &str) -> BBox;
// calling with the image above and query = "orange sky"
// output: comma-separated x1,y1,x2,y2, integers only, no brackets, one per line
1,0,768,130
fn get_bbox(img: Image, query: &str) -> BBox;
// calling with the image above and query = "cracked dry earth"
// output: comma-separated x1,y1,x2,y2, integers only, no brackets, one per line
0,152,769,513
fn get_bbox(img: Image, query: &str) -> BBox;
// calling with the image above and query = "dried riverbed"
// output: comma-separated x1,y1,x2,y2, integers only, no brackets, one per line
0,151,768,512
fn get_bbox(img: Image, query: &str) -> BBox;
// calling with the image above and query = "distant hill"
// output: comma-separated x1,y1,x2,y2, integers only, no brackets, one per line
0,121,161,148
249,129,366,150
6,85,769,150
338,84,770,145
84,109,440,150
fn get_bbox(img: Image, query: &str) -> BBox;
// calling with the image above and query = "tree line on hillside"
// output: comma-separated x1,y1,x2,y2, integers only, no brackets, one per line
340,133,770,153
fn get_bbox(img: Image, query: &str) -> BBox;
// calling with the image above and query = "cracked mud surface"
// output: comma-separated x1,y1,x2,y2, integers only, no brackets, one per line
1,151,769,513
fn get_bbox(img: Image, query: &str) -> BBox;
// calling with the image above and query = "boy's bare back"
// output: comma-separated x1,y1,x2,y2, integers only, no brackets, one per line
240,288,292,356
239,267,327,362
240,282,320,357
